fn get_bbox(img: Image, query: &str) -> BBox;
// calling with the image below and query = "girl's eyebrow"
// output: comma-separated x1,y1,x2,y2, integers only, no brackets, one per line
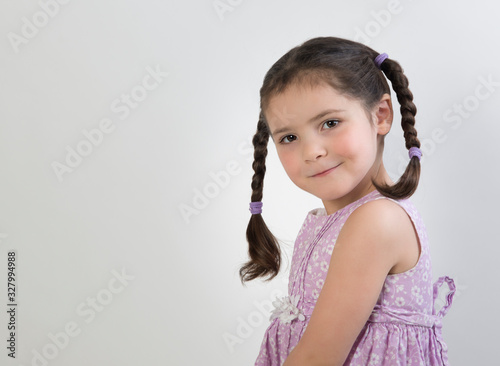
271,108,346,137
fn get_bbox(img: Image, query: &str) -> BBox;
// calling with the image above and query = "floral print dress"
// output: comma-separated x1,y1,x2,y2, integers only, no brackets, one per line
255,189,455,366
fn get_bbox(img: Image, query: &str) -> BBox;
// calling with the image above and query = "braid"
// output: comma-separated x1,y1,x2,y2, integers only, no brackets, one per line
250,117,268,202
373,59,421,199
239,115,281,283
382,60,420,150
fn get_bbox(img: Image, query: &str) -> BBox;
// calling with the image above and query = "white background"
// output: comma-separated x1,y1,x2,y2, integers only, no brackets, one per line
0,0,498,365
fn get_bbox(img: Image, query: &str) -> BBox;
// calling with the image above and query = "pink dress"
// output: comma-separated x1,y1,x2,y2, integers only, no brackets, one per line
255,189,455,365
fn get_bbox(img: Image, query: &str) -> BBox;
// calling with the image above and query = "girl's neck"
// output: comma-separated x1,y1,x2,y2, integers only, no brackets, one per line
322,162,393,215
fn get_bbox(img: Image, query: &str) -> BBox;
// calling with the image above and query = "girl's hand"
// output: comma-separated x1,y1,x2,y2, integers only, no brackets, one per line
283,198,419,366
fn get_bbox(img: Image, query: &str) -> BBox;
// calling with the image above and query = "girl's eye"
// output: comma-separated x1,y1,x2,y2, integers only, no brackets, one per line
280,135,297,144
323,119,339,129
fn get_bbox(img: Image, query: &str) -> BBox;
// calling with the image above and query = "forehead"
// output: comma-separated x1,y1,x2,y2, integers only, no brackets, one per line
264,83,352,126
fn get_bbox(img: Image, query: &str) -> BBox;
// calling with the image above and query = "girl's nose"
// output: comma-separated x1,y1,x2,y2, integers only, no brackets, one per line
303,139,327,161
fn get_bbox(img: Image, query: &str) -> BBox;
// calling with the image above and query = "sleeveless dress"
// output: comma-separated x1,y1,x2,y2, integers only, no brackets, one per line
255,189,455,366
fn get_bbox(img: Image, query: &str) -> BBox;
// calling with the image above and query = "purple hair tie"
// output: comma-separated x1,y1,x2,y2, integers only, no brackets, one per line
409,147,422,160
374,53,389,69
249,201,263,215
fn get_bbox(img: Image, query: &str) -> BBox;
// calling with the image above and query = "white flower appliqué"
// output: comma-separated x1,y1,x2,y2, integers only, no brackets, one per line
269,295,305,324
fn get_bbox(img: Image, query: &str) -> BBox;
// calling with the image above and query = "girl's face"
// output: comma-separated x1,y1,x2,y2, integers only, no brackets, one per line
265,83,392,214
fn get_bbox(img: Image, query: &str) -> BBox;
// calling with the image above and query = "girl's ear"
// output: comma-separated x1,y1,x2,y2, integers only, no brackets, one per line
373,93,393,136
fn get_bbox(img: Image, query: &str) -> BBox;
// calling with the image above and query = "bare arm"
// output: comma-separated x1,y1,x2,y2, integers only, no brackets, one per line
283,199,418,366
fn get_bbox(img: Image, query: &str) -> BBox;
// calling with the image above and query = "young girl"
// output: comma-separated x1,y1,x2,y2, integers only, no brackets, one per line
240,37,455,366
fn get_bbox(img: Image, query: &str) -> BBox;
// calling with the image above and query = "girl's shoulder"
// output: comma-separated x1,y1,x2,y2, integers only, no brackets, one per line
342,195,423,275
346,190,424,231
300,190,425,253
343,198,415,242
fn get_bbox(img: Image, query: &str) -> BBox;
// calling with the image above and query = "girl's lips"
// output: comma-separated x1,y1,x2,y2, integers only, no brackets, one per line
312,164,341,177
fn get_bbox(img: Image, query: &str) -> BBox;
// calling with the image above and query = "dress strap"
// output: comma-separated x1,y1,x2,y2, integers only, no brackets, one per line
289,213,337,298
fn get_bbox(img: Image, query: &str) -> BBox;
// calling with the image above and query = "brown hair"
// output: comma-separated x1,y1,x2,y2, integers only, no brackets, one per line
239,37,421,283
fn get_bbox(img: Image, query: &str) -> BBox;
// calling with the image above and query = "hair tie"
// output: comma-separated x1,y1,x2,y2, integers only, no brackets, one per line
249,201,263,215
374,53,389,69
408,147,422,160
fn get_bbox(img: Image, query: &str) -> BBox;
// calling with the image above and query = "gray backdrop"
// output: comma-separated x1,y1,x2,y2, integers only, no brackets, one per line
0,0,498,365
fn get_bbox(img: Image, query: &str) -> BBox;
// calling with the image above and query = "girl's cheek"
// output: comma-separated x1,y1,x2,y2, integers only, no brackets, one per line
276,149,289,166
333,135,355,157
339,130,372,158
278,151,298,174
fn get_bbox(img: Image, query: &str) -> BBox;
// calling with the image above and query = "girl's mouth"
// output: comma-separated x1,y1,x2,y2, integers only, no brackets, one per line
311,164,341,177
